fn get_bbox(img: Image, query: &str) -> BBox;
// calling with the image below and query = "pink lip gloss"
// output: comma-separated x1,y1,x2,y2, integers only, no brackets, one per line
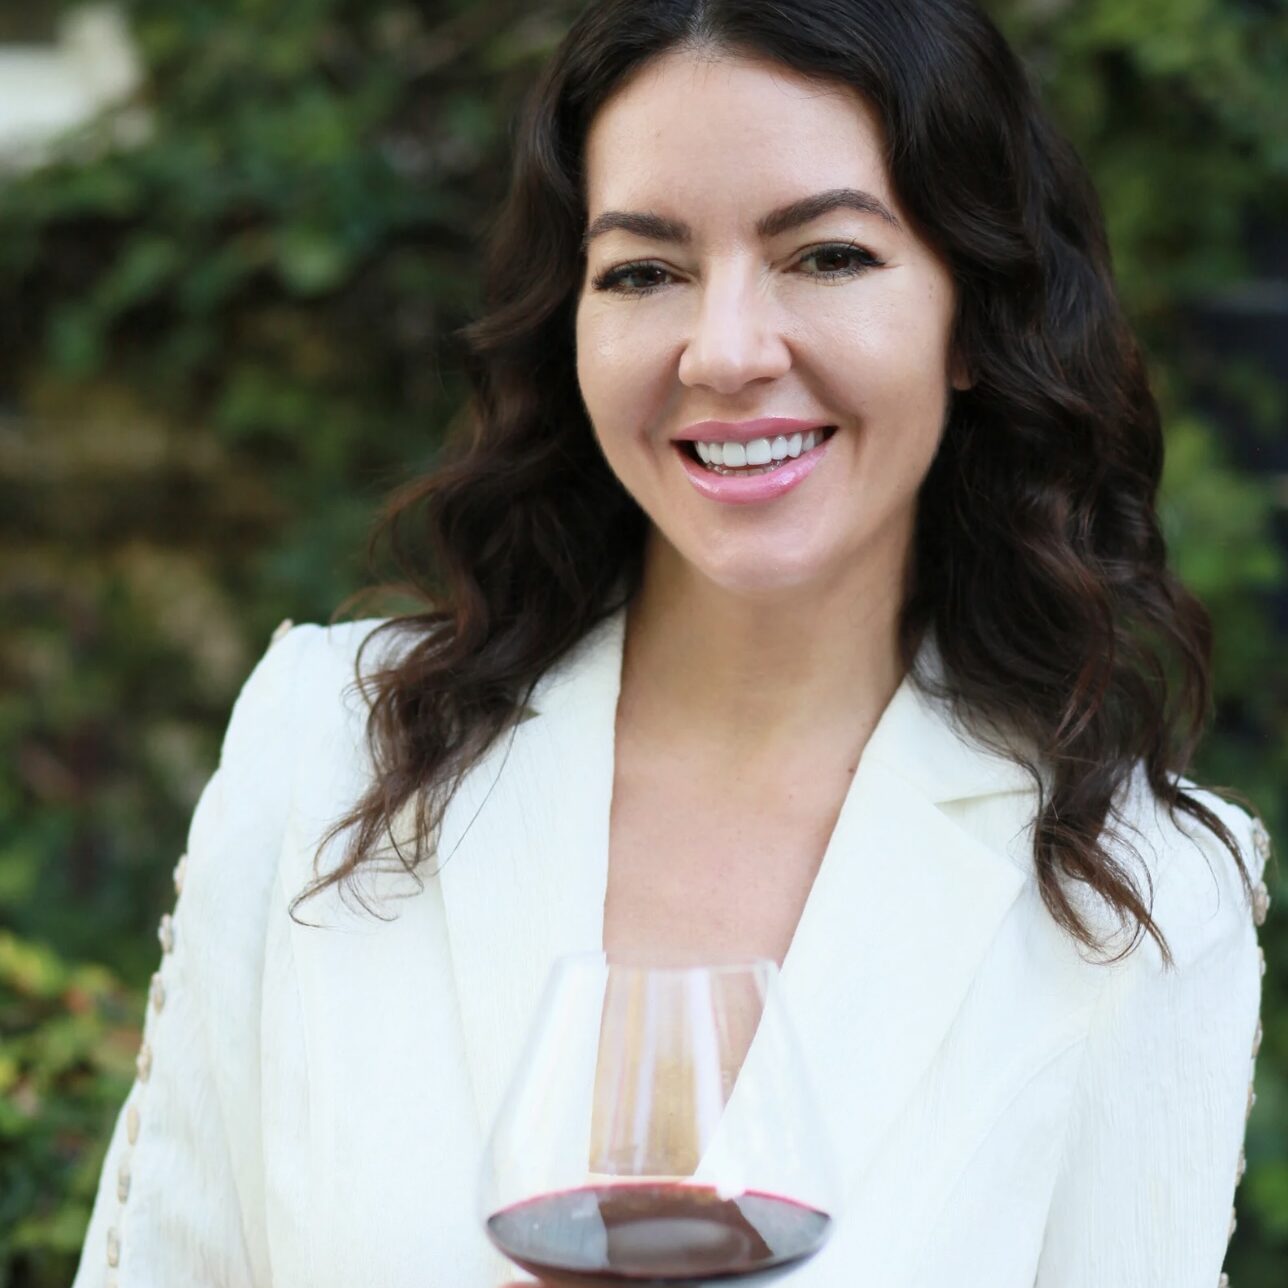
675,432,835,505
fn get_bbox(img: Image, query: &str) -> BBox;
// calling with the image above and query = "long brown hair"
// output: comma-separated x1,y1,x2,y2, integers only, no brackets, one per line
291,0,1255,967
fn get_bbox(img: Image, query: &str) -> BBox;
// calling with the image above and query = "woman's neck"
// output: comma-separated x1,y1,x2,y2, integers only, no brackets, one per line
618,531,909,771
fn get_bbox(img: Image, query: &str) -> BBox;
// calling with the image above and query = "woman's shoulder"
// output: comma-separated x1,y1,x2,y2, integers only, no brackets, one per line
244,614,401,719
180,616,401,900
1100,767,1271,970
204,617,402,810
262,614,398,685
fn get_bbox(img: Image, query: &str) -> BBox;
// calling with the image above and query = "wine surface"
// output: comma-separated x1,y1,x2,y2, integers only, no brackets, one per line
486,1180,831,1286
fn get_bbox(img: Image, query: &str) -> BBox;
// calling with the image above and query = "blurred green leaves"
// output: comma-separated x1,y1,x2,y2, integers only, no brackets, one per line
0,931,136,1272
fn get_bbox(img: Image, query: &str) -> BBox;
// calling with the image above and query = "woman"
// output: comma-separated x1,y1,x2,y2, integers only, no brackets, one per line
72,1,1272,1285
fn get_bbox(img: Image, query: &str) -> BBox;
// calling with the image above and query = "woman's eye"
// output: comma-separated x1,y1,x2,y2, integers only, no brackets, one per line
798,244,883,278
590,243,882,296
592,262,671,295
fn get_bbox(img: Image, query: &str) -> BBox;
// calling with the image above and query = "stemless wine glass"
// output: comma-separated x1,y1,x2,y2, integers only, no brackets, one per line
478,948,842,1286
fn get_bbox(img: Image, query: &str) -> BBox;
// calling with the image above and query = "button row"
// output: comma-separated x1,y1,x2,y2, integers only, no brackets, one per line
104,623,284,1273
106,846,190,1275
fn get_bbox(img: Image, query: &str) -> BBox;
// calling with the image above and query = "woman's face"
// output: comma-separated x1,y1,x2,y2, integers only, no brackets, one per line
575,49,969,601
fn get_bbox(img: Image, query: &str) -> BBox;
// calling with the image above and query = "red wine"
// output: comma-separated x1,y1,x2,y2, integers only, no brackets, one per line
486,1180,831,1286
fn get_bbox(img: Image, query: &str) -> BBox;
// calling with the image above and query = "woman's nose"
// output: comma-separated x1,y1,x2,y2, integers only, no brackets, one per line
676,269,792,395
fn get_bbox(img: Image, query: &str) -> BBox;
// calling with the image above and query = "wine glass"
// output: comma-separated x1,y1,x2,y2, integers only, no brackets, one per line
478,948,842,1286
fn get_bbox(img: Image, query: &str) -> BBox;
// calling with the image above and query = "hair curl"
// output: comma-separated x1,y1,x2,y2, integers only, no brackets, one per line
291,0,1254,967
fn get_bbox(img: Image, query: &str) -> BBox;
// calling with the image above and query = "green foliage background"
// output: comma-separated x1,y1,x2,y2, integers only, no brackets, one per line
0,0,1284,1282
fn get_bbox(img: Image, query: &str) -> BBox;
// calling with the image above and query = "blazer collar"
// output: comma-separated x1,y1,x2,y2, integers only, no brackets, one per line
431,601,1035,1202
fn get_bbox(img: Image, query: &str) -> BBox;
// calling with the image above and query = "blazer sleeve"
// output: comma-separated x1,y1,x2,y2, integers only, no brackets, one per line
1034,791,1271,1288
70,621,311,1288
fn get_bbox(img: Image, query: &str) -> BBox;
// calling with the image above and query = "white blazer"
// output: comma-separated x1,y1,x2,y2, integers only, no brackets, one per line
71,606,1271,1287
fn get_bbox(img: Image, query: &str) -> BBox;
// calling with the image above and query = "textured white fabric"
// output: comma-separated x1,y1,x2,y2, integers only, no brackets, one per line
70,610,1269,1287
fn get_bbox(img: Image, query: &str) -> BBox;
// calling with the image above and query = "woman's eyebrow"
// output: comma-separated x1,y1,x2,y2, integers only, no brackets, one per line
581,187,902,252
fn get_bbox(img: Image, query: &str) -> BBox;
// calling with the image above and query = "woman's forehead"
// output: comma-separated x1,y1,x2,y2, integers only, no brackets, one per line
583,52,895,230
586,49,882,160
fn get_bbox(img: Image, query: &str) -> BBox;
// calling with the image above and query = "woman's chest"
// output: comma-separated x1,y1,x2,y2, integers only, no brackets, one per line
600,752,854,970
589,740,854,1176
266,766,1102,1287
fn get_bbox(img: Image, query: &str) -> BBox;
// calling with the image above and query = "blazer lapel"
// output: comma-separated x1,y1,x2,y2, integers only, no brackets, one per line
772,669,1035,1199
436,604,1037,1208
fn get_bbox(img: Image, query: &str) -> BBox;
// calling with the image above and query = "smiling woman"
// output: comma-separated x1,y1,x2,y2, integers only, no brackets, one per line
69,2,1270,1287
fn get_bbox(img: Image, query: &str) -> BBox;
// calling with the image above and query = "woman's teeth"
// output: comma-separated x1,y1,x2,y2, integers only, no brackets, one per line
692,428,830,474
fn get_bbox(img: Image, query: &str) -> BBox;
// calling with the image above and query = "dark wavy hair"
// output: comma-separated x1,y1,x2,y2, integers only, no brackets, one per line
290,0,1255,967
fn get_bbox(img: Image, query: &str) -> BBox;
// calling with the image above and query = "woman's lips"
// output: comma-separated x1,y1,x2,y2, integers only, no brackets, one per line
674,429,835,505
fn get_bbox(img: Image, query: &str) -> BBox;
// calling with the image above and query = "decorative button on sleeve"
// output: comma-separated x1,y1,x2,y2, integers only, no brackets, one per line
1252,819,1271,863
1251,880,1269,926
